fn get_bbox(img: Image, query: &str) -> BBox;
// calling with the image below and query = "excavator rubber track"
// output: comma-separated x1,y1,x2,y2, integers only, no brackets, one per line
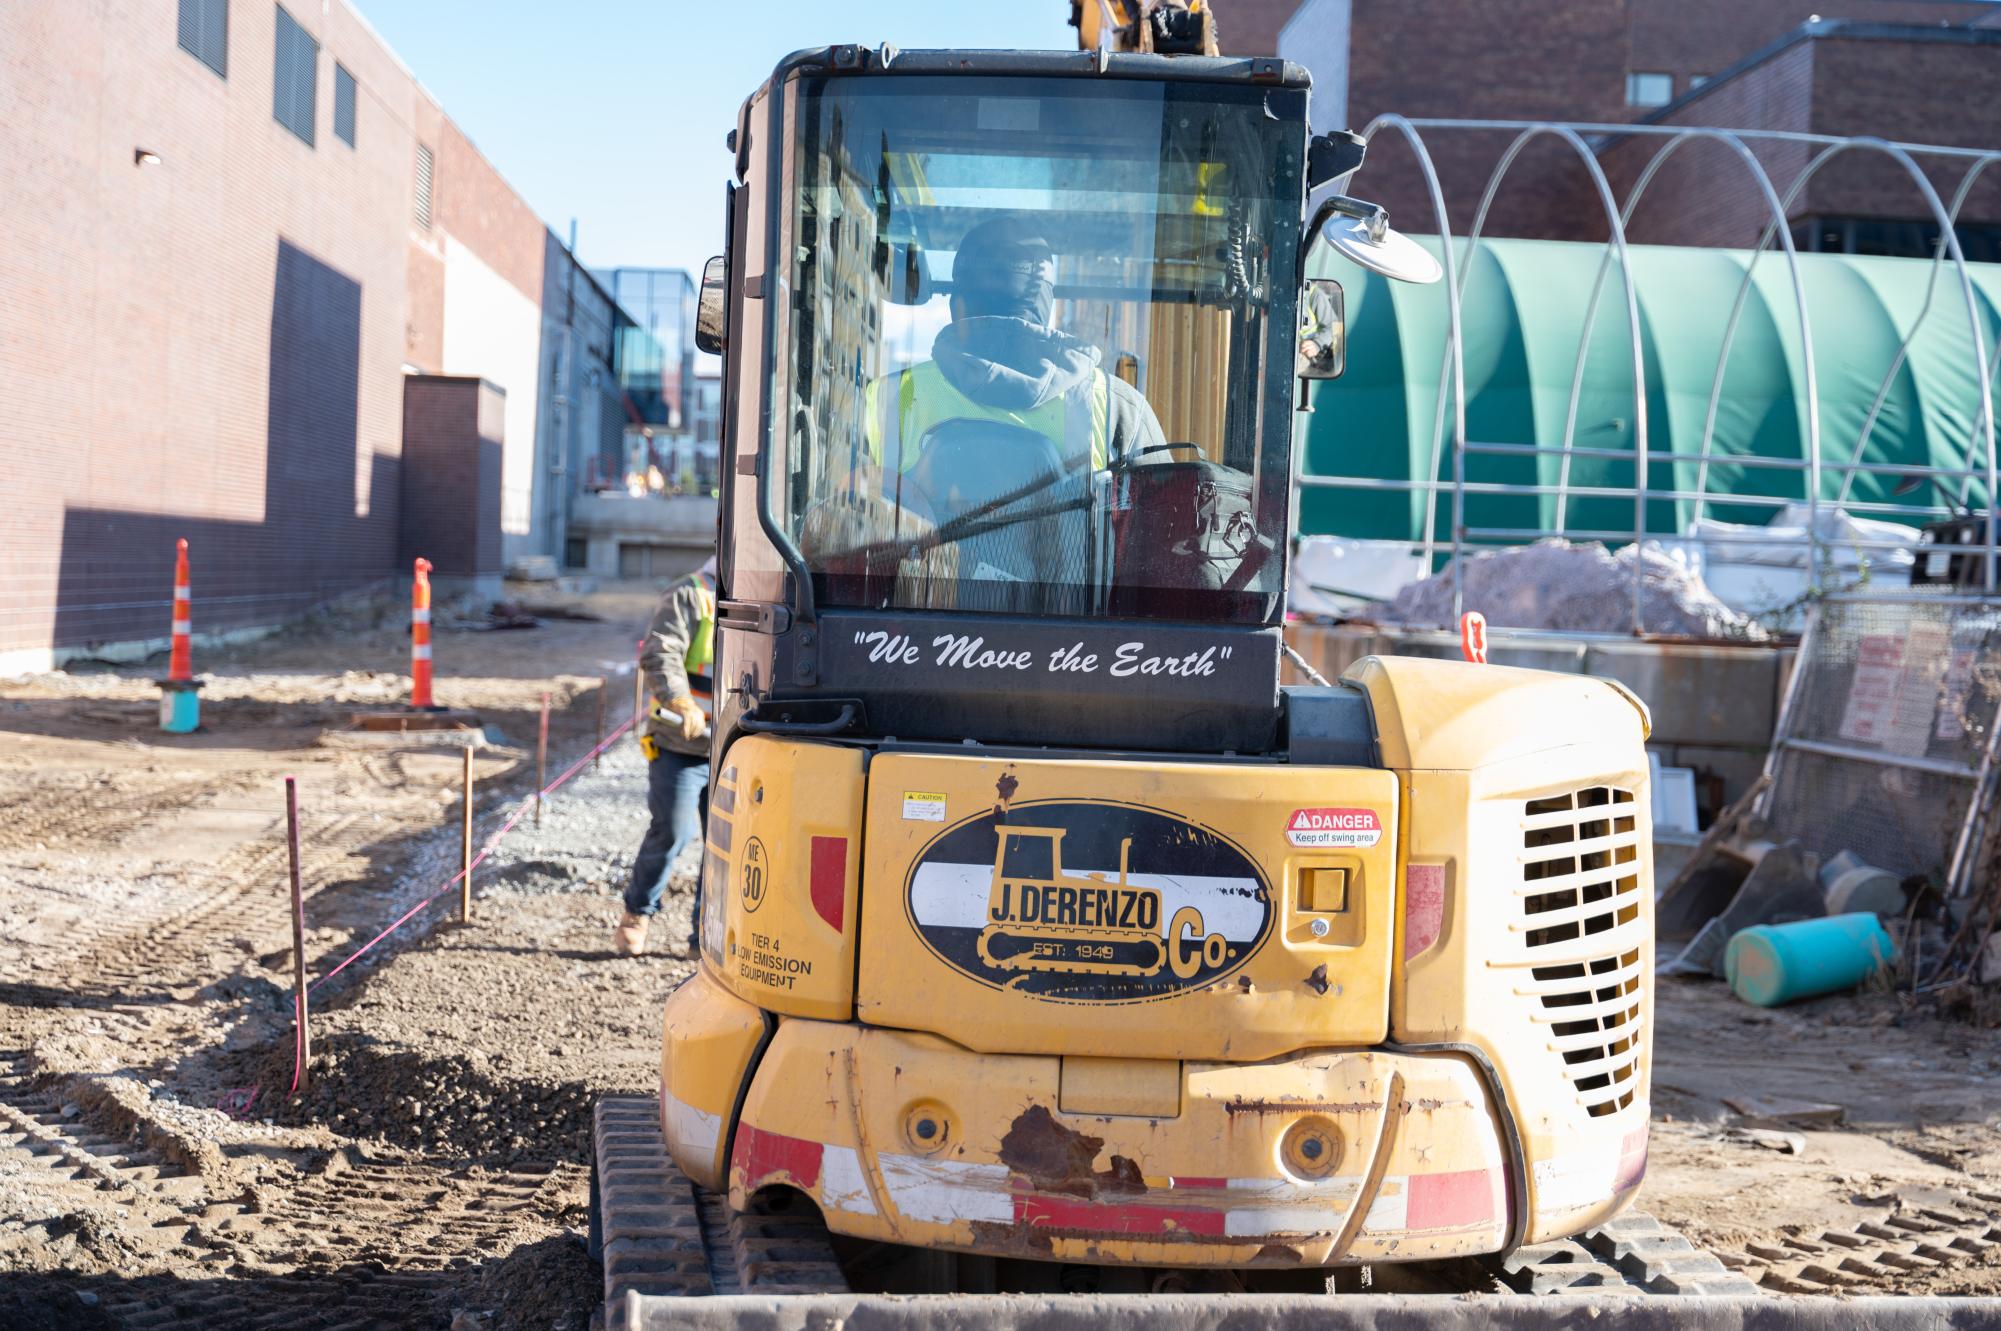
590,1095,1812,1328
591,1097,848,1329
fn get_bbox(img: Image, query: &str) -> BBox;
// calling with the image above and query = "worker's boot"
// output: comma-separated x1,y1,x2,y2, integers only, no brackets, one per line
612,912,649,957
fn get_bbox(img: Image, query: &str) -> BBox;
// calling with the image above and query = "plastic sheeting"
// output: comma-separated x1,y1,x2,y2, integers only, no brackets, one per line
1296,237,2001,547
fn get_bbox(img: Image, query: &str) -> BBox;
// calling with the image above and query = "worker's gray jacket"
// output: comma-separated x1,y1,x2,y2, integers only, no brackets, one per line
640,576,714,758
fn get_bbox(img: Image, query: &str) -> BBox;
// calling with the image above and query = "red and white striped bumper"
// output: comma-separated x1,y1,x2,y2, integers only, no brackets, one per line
713,1022,1556,1268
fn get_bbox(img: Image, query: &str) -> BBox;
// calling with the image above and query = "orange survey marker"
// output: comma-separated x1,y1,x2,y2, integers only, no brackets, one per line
411,558,435,709
159,539,202,732
1459,610,1488,664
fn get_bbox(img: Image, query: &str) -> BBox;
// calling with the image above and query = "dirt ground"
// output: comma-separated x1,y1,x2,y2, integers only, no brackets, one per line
2,578,1999,1327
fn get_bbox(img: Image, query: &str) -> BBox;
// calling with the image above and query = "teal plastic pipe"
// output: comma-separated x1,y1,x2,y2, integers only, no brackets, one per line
1724,913,1896,1008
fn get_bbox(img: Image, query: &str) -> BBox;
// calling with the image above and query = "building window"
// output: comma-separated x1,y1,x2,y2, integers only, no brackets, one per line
1791,215,2001,263
1689,73,1711,90
414,143,434,229
1625,71,1674,108
272,4,318,146
334,63,357,146
177,0,227,78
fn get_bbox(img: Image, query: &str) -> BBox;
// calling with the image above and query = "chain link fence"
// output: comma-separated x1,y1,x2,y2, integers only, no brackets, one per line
1763,593,2001,894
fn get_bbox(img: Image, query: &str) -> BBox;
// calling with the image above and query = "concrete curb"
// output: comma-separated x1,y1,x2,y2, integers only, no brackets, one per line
627,1292,2001,1330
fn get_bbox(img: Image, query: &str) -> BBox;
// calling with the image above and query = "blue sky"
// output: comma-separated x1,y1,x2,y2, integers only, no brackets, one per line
360,2,1077,279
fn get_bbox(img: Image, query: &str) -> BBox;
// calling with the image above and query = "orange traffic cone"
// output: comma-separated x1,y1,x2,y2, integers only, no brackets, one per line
159,539,202,732
411,558,435,709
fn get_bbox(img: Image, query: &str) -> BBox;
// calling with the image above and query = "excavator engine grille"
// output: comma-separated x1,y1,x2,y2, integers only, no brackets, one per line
1519,785,1645,1118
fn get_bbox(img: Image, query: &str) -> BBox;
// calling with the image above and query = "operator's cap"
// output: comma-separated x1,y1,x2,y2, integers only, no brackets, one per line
953,216,1057,317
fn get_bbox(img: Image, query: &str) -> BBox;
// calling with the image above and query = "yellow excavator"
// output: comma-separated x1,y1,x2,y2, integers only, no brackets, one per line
588,15,1728,1326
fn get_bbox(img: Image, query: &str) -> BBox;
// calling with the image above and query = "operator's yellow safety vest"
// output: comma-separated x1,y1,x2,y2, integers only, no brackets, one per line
863,361,1111,473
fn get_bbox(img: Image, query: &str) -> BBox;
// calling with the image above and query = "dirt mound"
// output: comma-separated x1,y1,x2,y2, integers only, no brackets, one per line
460,1233,601,1331
1370,537,1771,640
232,1036,595,1166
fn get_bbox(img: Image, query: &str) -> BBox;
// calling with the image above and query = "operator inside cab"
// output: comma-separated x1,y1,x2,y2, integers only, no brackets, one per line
863,216,1167,475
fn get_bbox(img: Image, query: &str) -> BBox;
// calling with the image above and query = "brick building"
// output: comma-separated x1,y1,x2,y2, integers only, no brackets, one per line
0,0,638,672
1276,1,2001,252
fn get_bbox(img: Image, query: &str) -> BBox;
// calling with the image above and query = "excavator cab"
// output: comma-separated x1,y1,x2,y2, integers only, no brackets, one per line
595,44,1666,1319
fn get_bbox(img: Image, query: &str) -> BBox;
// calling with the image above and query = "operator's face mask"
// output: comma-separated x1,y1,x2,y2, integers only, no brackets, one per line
959,244,1057,327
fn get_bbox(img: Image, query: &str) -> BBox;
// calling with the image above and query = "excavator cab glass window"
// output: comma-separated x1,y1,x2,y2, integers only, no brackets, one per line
776,74,1303,623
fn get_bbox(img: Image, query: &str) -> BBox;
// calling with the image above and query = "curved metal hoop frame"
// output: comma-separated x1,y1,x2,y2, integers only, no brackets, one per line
1305,119,2001,627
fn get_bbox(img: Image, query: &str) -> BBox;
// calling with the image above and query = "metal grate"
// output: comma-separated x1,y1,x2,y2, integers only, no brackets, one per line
177,0,227,78
1764,593,2001,893
1517,786,1645,1118
272,3,318,147
414,143,434,229
334,63,356,147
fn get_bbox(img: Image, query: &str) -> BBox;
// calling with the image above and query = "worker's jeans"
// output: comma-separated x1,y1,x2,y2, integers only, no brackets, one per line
625,749,711,941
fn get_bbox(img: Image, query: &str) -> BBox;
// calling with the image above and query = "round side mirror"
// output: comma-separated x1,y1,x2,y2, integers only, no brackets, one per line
1321,210,1442,285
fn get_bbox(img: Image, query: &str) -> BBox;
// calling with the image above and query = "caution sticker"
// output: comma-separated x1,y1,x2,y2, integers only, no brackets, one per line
902,791,947,822
1287,807,1383,849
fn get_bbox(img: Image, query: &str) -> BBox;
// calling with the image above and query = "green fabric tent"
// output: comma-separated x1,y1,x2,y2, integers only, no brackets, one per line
1295,236,2001,546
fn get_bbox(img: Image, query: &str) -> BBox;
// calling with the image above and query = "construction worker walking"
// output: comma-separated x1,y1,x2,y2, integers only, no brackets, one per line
613,555,717,957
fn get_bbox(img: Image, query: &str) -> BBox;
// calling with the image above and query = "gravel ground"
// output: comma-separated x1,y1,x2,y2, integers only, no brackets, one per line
0,577,700,1331
4,568,2001,1325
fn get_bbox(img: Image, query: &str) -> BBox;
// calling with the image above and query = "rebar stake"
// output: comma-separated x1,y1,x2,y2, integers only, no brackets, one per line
460,745,474,923
535,691,550,827
285,776,309,1091
594,676,606,770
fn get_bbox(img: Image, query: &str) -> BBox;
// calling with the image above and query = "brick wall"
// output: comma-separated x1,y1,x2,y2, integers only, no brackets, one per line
0,0,564,670
1218,0,1304,54
400,376,504,577
1598,27,2001,248
1803,32,2001,227
1340,0,1633,240
1629,0,1977,98
1290,4,2001,246
1600,42,1820,249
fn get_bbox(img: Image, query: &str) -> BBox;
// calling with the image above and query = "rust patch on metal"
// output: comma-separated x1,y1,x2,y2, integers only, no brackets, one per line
1101,1153,1145,1196
999,1105,1152,1199
1000,1104,1104,1197
994,769,1020,819
968,1218,1057,1258
1305,964,1330,995
1253,1243,1305,1265
1224,1098,1378,1117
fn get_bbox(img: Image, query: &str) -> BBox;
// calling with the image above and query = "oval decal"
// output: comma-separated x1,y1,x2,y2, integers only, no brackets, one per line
903,799,1273,1003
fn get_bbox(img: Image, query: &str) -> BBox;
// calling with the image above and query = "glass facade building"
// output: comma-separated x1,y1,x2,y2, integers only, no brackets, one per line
601,267,695,431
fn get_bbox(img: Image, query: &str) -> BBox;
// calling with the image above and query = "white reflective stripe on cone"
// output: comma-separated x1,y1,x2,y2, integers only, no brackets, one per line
412,645,432,661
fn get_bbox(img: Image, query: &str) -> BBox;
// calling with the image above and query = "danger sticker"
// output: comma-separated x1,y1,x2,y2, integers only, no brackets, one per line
903,791,947,822
1287,808,1383,848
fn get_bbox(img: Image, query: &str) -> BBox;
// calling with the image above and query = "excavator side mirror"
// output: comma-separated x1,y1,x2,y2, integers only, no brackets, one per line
1304,196,1443,286
1297,278,1345,381
695,255,728,355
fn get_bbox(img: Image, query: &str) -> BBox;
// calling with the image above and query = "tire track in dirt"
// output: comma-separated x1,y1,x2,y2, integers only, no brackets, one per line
1714,1187,2001,1293
0,772,260,856
5,811,387,1001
